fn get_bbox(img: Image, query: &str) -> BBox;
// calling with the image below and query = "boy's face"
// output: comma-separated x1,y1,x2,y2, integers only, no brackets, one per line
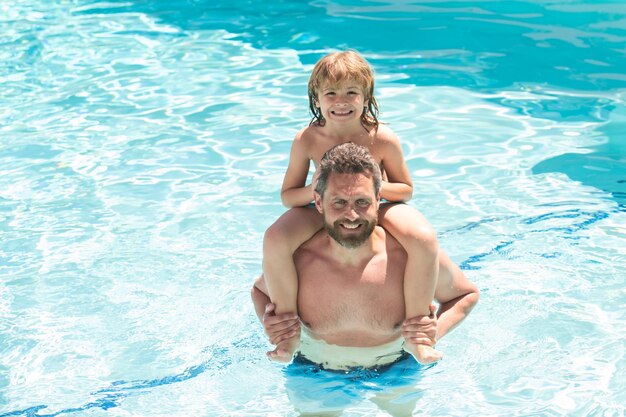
314,81,368,124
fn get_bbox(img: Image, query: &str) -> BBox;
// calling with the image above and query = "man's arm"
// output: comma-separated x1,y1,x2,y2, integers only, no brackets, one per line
432,250,480,341
251,276,300,345
251,276,271,321
402,304,438,346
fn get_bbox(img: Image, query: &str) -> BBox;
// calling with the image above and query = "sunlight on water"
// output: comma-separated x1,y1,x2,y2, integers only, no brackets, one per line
0,0,625,416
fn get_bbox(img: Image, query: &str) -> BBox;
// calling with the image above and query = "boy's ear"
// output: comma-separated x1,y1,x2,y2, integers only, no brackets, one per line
314,191,323,213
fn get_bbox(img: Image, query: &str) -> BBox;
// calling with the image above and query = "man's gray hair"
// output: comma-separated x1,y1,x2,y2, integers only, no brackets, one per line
314,142,382,197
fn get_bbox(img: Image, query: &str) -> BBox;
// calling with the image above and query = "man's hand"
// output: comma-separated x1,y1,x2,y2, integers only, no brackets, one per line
262,303,300,345
402,304,438,347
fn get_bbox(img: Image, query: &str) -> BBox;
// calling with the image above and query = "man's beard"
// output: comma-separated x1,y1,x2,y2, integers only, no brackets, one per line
324,216,377,248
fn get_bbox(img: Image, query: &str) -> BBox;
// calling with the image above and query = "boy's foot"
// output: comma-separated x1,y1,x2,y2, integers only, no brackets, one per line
267,334,300,363
404,343,443,365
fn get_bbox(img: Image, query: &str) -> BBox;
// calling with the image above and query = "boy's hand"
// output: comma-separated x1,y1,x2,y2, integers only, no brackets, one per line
311,170,320,197
402,304,438,346
262,303,300,345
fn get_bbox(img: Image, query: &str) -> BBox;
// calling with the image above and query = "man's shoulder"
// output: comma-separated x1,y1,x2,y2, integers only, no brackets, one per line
294,229,327,259
376,226,408,257
294,236,334,277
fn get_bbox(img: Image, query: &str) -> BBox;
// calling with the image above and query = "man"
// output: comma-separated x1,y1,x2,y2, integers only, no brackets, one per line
251,143,479,413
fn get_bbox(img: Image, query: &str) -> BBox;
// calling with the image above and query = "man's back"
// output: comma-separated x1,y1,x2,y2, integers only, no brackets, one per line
295,225,407,348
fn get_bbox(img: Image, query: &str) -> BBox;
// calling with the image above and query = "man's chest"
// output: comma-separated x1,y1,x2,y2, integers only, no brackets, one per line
296,258,405,336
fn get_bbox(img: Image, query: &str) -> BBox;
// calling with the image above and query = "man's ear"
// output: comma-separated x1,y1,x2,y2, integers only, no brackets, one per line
314,191,323,214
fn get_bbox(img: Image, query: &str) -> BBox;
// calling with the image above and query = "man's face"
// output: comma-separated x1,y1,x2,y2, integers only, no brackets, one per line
315,172,379,248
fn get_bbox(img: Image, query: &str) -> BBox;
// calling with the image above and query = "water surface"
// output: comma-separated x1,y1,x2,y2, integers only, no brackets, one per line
1,1,625,416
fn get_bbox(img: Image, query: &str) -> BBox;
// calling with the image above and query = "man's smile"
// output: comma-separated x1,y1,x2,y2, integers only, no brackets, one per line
339,221,362,230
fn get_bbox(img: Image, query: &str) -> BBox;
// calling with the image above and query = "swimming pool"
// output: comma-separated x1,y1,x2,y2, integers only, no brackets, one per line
1,0,624,415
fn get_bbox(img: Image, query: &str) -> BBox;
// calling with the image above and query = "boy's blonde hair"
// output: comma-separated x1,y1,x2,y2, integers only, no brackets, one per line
308,50,380,128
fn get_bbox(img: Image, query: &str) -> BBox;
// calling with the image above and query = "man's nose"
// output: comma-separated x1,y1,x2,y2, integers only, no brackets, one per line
344,206,359,221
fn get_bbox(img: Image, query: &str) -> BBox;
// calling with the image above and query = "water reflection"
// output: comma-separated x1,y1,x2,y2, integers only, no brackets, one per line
533,101,626,205
78,0,626,91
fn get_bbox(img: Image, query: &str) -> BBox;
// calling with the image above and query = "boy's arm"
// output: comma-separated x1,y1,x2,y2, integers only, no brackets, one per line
377,128,413,202
432,250,480,341
251,276,300,344
280,131,314,208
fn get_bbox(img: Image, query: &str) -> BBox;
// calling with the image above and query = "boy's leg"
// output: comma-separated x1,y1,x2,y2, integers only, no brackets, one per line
379,203,443,364
263,206,323,362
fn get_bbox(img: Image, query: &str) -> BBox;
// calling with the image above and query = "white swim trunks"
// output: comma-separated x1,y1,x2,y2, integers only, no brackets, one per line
298,333,405,370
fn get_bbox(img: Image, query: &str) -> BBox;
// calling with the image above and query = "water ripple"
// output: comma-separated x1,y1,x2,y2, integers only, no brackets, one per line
1,0,625,416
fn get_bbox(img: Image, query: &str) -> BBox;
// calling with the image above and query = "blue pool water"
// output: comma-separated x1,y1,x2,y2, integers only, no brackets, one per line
1,0,625,416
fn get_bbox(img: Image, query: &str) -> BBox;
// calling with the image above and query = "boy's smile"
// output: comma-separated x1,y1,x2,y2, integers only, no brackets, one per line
316,82,368,124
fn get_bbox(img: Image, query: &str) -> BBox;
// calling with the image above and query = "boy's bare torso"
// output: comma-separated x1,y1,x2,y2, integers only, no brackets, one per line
298,123,396,168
